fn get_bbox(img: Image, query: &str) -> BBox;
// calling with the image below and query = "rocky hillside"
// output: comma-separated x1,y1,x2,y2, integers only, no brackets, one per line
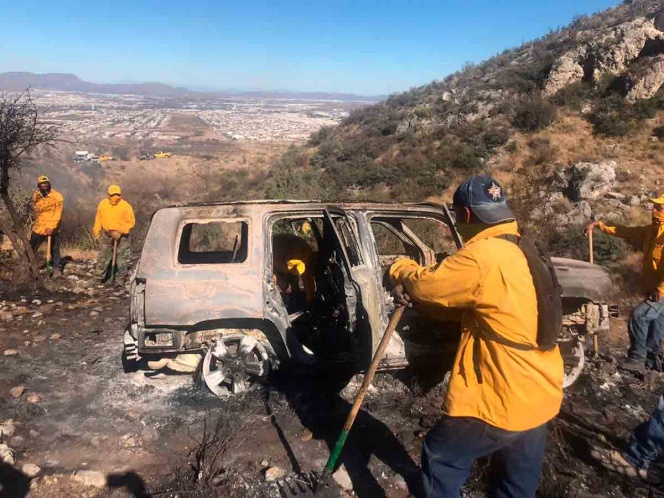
262,0,664,260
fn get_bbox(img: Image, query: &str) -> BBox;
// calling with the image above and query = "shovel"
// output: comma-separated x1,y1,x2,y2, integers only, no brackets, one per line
110,238,119,283
588,223,600,354
46,235,52,273
279,305,406,498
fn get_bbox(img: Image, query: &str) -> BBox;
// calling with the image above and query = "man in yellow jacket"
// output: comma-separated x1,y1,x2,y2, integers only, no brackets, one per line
31,175,64,276
585,195,664,374
390,176,563,498
93,185,135,286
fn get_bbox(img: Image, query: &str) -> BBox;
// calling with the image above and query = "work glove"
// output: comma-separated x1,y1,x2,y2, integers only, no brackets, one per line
391,284,411,307
109,230,123,241
45,228,53,236
583,221,598,236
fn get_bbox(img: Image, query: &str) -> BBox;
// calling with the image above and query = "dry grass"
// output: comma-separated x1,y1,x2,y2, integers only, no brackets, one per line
62,246,98,261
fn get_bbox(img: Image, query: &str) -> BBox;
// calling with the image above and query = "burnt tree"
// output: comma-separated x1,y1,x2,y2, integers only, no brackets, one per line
0,89,59,287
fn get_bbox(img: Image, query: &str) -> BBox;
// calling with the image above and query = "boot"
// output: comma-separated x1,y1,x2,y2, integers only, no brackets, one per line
619,358,646,375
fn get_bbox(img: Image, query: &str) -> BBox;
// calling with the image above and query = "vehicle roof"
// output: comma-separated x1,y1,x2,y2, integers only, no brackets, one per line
164,199,448,209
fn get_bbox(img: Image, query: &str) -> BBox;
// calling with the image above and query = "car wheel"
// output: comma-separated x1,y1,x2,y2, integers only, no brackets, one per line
202,334,271,396
561,339,585,388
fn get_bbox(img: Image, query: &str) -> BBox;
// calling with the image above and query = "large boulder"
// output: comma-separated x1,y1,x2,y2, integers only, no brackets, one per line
556,201,592,226
544,16,664,97
554,161,618,201
625,54,664,102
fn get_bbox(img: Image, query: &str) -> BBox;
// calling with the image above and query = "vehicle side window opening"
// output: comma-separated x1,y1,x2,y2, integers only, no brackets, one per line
370,219,422,268
269,214,357,360
178,221,248,264
370,216,458,270
271,218,320,313
333,217,362,267
402,218,458,259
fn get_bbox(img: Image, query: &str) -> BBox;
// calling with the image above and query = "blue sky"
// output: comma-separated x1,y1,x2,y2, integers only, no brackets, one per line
0,0,620,95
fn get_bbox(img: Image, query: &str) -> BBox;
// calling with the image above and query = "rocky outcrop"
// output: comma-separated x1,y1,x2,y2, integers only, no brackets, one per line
544,16,664,97
553,160,618,201
625,54,664,101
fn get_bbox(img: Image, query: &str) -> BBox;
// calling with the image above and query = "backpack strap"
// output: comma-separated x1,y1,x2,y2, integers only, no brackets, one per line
471,233,537,384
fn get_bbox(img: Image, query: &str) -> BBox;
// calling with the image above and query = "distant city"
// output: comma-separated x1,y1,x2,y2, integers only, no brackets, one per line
30,89,364,142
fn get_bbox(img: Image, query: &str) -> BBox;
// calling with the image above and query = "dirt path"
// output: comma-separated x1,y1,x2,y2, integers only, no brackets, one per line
0,260,663,497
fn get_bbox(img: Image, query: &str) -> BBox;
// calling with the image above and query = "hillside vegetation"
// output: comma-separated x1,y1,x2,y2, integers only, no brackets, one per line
7,0,664,281
264,1,664,201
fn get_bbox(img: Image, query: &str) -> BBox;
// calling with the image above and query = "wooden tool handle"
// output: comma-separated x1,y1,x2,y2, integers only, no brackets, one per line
588,229,594,264
323,305,406,475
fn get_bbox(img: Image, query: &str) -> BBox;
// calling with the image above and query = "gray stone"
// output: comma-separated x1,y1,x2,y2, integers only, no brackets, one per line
0,420,15,437
557,201,592,226
264,466,287,482
3,349,18,357
627,195,641,206
22,463,41,477
606,191,626,200
392,474,408,490
73,469,106,488
0,443,14,465
333,464,353,490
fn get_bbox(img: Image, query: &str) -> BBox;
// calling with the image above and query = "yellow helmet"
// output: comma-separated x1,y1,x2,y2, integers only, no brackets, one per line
107,184,122,196
286,259,306,276
650,194,664,205
37,175,50,185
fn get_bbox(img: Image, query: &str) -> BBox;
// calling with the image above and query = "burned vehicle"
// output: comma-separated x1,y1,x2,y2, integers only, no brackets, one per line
123,201,616,395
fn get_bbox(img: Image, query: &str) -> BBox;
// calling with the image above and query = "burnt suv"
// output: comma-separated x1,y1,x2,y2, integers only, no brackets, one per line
123,201,616,395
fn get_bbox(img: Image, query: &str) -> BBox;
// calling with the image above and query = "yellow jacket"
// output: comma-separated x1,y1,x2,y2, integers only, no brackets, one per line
93,198,136,238
390,221,563,431
599,221,664,294
32,189,64,235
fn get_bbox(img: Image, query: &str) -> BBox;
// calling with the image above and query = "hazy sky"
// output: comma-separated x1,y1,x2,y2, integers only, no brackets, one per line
0,0,619,95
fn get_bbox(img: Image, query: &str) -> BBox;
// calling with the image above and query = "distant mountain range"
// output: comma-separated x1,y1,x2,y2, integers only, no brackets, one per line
0,72,382,102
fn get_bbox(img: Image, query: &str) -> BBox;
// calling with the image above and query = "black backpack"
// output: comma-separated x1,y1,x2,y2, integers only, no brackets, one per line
472,233,563,383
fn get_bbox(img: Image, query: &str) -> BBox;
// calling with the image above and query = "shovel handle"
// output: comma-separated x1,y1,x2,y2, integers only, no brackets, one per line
588,229,594,264
46,235,52,269
322,305,406,476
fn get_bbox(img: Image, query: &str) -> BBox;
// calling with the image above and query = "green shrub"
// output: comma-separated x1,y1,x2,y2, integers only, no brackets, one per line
551,81,595,109
544,225,629,264
512,95,557,131
588,91,661,137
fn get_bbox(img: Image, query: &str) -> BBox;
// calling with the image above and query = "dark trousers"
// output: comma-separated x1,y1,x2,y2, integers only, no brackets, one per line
627,298,664,367
29,232,62,270
421,416,548,498
624,395,664,470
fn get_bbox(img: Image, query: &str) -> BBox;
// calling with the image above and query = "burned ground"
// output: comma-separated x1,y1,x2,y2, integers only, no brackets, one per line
0,259,662,498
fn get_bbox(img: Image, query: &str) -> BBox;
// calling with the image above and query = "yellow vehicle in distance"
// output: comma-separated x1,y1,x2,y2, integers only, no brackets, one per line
154,151,172,159
99,155,114,162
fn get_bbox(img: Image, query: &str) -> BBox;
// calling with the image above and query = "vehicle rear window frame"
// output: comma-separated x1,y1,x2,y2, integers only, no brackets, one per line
176,217,251,266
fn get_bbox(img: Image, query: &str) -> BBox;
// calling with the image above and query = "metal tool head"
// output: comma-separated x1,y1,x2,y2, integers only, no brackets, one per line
277,471,341,498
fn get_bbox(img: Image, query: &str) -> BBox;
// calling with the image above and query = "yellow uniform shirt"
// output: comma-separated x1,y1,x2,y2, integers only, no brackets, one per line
32,189,64,235
92,198,136,238
390,221,563,431
599,220,664,295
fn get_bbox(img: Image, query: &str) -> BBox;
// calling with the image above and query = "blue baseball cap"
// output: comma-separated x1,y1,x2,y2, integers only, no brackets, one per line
452,176,515,224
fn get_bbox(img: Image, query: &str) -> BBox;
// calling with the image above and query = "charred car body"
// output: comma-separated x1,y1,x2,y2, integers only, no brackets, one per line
124,201,616,395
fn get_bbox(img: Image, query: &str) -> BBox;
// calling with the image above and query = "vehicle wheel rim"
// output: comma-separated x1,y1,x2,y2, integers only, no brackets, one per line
202,334,270,396
562,341,585,388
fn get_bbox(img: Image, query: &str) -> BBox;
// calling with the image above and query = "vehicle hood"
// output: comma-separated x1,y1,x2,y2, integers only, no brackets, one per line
552,257,614,302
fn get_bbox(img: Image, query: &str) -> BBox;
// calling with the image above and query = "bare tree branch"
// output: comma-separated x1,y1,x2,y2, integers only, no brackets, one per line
0,87,61,288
